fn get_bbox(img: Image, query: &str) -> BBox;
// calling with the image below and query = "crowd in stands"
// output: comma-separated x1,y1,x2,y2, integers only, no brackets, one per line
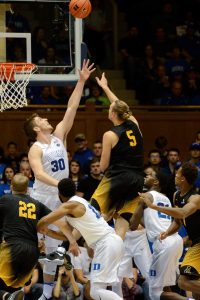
5,0,200,106
118,0,200,104
0,130,200,299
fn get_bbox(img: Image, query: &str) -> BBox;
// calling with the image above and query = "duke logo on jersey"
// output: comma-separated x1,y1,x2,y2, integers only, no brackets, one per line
149,269,156,277
93,263,101,271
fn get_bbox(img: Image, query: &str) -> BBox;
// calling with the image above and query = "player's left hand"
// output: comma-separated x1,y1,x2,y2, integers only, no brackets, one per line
79,59,96,82
69,241,81,256
138,192,153,208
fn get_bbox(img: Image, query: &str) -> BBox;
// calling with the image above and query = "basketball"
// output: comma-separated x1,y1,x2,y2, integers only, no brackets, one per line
69,0,92,19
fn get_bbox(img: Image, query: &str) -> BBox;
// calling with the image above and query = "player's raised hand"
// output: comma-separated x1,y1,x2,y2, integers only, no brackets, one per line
79,59,95,82
95,72,108,89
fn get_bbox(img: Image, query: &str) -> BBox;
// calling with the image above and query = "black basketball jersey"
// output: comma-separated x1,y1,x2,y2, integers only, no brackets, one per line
0,193,51,245
174,188,200,245
108,120,143,172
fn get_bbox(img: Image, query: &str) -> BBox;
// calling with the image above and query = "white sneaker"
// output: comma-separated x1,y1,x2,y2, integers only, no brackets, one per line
38,246,65,265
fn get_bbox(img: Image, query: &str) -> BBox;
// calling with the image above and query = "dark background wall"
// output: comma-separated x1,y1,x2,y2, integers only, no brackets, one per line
1,109,199,163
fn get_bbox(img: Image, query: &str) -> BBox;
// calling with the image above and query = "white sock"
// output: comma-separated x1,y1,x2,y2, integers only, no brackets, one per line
42,282,54,299
112,277,123,297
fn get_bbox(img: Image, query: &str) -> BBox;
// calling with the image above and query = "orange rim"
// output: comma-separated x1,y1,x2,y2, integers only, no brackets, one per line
0,63,36,81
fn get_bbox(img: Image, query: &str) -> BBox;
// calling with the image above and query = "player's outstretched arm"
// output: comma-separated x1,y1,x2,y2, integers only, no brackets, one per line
139,193,200,219
95,72,118,103
96,72,140,127
54,59,96,141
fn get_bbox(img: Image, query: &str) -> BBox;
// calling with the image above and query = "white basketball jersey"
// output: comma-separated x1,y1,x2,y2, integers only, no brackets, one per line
66,196,114,247
143,191,172,242
32,135,69,194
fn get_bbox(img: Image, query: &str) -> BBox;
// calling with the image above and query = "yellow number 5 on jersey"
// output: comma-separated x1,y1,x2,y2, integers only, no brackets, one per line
19,200,36,219
126,130,137,147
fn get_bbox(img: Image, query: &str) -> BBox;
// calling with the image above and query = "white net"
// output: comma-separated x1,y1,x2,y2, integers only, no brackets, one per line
0,63,37,112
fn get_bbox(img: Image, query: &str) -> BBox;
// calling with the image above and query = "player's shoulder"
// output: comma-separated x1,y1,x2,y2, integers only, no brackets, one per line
29,142,43,155
189,193,200,204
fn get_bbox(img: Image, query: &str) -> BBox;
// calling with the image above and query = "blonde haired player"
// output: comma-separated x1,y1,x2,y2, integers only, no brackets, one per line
24,59,95,300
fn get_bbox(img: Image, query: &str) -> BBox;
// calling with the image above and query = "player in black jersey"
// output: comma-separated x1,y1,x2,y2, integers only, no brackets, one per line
90,73,144,240
139,162,200,299
0,173,78,300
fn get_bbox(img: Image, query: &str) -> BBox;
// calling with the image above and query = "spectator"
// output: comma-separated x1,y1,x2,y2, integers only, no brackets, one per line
161,148,181,176
188,142,200,192
85,82,110,107
118,25,144,89
52,28,71,64
0,165,15,196
5,141,19,165
165,46,190,80
147,149,162,171
19,161,34,195
69,159,85,190
24,263,43,300
77,157,102,201
184,68,200,100
32,26,49,63
152,26,172,62
31,86,58,105
19,152,29,164
92,141,102,159
38,46,63,74
153,1,179,40
0,147,6,181
12,44,26,62
178,22,200,64
53,256,83,300
84,140,103,174
137,44,160,104
147,63,170,104
160,80,188,105
73,133,94,173
154,135,168,165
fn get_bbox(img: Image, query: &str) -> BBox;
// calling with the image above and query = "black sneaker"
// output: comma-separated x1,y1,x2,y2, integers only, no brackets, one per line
38,246,65,265
8,290,24,300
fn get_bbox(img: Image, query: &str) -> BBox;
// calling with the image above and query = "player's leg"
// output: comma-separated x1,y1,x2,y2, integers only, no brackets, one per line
178,275,200,296
35,193,63,300
178,242,200,296
90,233,124,300
90,282,122,300
114,215,129,240
116,195,140,240
38,246,65,300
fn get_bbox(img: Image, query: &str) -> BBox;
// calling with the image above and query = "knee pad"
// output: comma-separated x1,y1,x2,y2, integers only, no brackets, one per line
149,287,162,300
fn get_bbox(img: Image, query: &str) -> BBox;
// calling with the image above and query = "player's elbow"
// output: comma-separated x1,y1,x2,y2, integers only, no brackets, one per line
100,162,108,173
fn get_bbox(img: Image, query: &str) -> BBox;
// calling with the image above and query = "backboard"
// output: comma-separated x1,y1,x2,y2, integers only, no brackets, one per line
0,0,85,85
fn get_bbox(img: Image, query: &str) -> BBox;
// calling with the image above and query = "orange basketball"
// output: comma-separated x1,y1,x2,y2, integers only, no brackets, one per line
69,0,92,19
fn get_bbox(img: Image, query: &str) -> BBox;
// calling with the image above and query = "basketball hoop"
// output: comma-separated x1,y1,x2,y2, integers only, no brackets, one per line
0,63,37,112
